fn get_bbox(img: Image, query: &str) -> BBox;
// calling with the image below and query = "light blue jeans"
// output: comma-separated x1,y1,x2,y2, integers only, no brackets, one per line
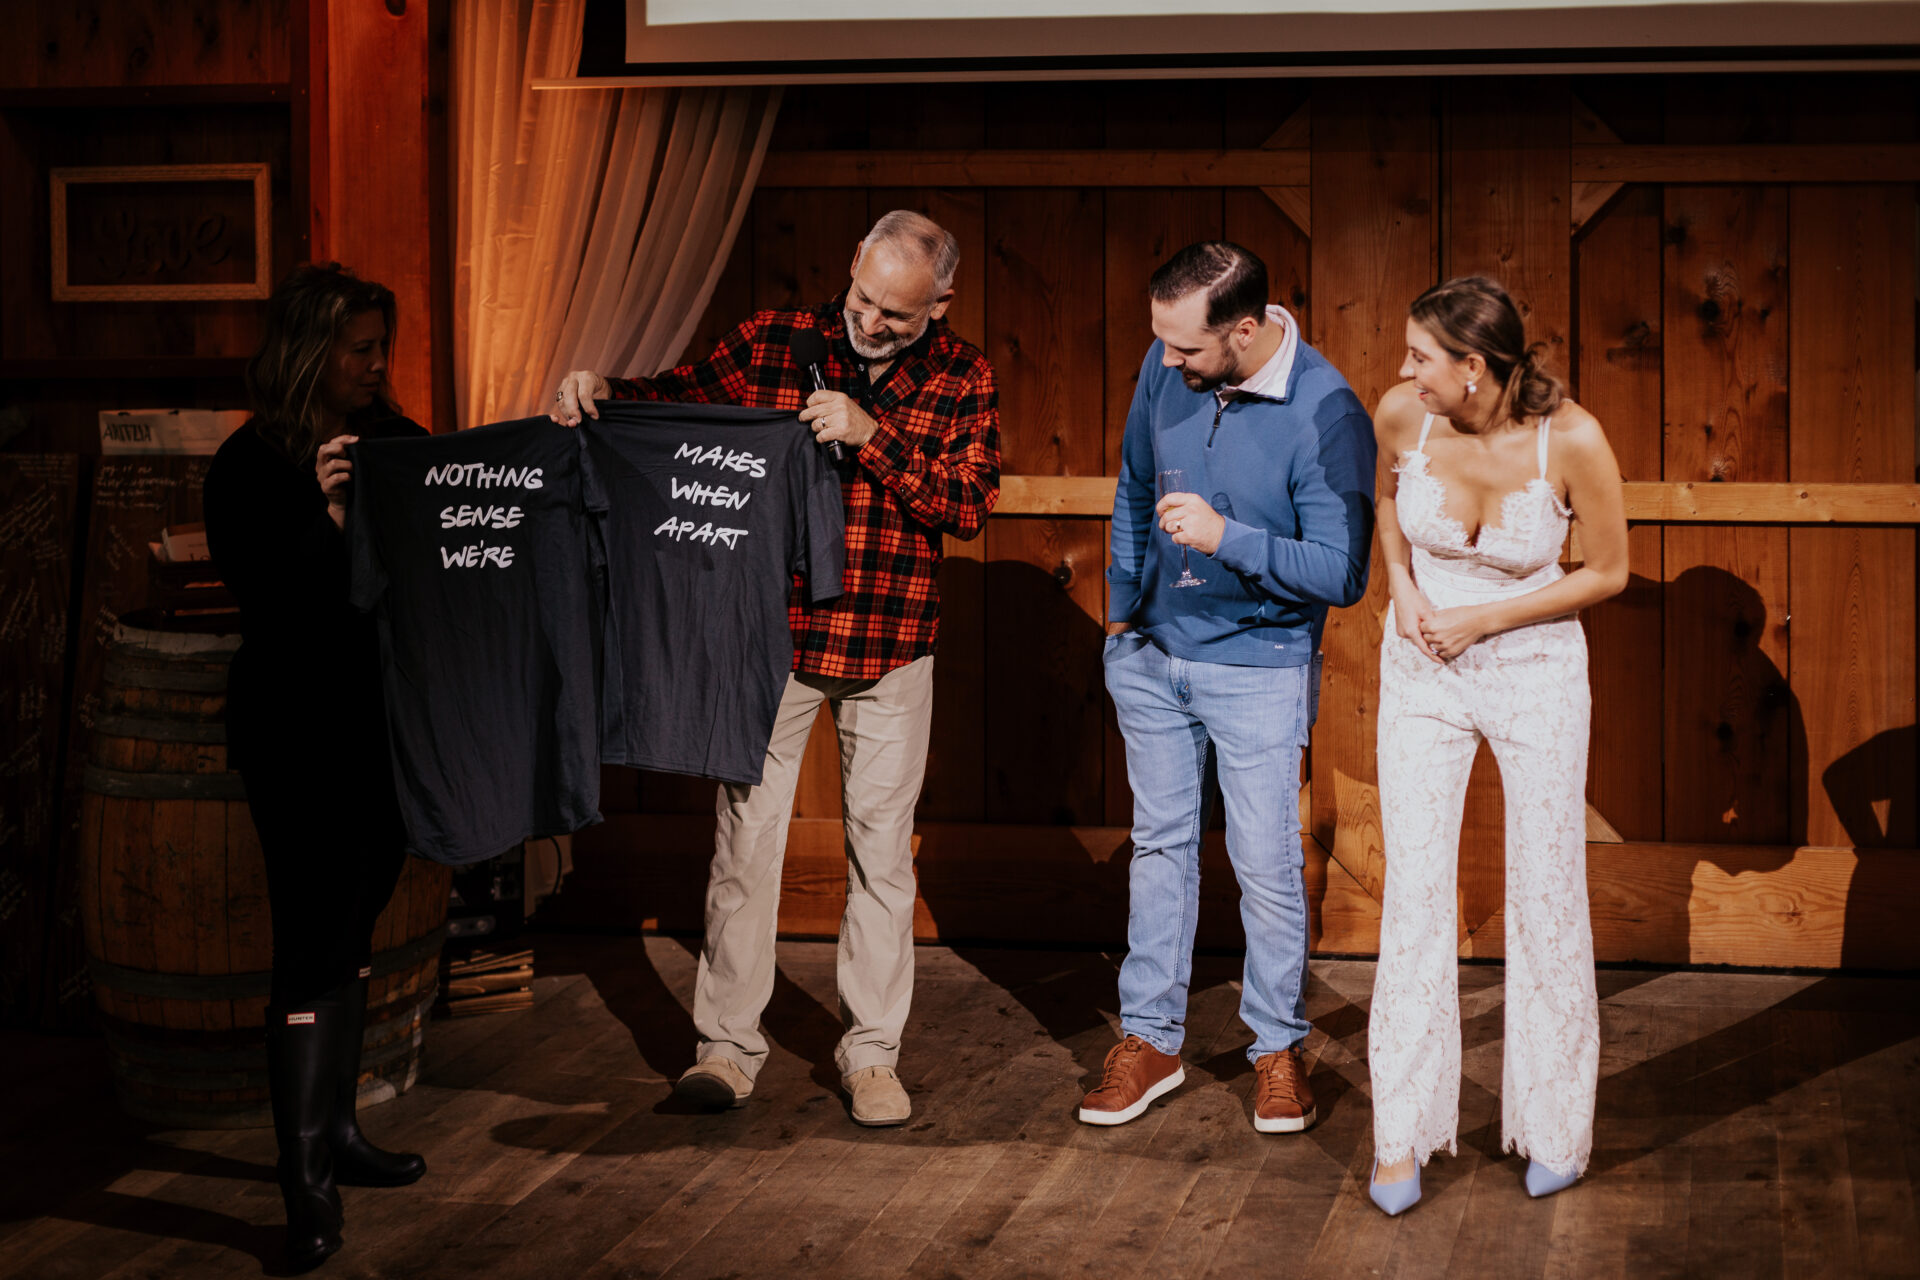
1104,630,1318,1062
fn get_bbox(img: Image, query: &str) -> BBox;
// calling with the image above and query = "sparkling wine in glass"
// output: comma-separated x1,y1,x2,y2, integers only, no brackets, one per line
1157,468,1205,589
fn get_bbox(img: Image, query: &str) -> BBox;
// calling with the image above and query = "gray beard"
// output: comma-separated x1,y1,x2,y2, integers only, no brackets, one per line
844,312,927,362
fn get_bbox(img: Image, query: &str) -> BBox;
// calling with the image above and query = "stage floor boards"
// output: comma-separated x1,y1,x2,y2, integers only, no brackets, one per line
2,936,1917,1279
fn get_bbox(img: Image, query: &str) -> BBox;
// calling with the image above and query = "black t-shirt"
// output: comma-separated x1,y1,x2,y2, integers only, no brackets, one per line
346,418,603,866
583,400,844,785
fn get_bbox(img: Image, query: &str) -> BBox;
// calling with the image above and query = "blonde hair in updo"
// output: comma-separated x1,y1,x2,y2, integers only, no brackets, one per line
1409,276,1564,425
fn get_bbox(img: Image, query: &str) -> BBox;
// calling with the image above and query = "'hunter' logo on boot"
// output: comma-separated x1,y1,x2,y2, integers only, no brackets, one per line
285,1012,316,1025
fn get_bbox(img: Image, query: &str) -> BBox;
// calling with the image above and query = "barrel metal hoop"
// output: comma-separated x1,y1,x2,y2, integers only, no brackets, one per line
110,1057,268,1091
112,1091,273,1130
102,658,230,692
86,924,449,1001
99,1027,267,1071
93,714,229,745
82,763,249,801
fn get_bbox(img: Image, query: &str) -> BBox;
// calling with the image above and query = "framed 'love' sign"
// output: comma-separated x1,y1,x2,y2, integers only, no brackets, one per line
50,163,272,302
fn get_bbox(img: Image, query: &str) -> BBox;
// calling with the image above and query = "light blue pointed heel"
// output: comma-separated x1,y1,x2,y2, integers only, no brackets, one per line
1369,1158,1422,1216
1524,1159,1578,1198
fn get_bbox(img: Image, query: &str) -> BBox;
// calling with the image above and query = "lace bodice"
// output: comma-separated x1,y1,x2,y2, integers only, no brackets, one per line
1394,413,1572,587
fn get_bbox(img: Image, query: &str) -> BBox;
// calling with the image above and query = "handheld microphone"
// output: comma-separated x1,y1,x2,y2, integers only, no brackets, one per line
787,328,844,463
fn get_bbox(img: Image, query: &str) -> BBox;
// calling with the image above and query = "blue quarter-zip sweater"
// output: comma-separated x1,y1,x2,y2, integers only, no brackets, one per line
1106,339,1376,667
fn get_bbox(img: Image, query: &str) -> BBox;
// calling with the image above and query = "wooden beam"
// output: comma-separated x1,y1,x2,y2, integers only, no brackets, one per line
1622,481,1920,523
560,813,1920,970
1259,186,1310,237
1587,842,1920,970
758,142,1918,193
1569,95,1625,234
1262,102,1312,152
1258,102,1312,236
1572,143,1920,184
996,474,1117,516
1585,802,1625,844
990,475,1920,523
757,148,1310,188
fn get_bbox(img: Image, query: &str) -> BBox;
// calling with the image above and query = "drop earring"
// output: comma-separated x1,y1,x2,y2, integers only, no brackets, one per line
1466,380,1477,394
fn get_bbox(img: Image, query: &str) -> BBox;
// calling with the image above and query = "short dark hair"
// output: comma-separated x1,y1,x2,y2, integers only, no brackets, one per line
1148,242,1268,331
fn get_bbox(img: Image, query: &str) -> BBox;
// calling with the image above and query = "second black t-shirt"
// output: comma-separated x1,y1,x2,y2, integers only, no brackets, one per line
583,400,844,786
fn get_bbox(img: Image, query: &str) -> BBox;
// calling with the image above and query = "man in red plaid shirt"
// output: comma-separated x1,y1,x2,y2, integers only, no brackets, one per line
552,211,1000,1126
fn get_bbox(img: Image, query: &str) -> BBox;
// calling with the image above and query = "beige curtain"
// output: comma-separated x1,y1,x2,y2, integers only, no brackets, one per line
453,0,780,427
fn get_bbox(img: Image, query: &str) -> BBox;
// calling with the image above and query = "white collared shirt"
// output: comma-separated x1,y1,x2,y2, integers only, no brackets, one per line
1216,304,1300,405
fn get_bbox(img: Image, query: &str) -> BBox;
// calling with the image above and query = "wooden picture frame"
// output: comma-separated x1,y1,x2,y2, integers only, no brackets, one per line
50,163,272,301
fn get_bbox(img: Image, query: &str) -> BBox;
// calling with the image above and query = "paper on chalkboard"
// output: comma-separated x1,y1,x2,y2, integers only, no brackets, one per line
159,523,210,562
99,409,247,456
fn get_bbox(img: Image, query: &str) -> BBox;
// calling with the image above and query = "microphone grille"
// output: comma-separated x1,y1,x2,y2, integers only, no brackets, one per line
789,327,828,367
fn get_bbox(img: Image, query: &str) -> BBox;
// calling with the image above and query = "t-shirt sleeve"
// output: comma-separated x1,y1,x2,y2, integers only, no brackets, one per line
790,442,845,604
344,441,389,612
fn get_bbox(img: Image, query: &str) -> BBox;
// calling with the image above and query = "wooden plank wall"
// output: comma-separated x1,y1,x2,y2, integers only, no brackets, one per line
315,0,448,433
567,72,1920,972
7,24,1905,974
1304,79,1434,942
577,81,1312,951
0,1,290,87
0,0,295,458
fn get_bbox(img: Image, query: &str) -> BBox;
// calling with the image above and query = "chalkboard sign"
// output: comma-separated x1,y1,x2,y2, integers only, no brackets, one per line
0,457,79,1027
50,164,271,302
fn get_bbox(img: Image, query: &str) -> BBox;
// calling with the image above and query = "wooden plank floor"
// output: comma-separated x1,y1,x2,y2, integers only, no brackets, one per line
2,937,1917,1279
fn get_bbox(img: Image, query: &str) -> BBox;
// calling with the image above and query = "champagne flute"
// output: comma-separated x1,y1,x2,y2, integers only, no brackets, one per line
1157,468,1205,589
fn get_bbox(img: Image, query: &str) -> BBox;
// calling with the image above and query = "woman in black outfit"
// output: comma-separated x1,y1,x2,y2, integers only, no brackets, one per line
203,263,427,1272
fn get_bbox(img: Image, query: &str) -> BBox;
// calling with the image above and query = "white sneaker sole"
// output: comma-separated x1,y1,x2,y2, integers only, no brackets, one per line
1077,1065,1185,1126
1253,1106,1316,1134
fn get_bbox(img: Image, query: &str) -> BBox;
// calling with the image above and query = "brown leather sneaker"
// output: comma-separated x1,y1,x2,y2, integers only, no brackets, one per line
1077,1035,1185,1126
1253,1046,1317,1133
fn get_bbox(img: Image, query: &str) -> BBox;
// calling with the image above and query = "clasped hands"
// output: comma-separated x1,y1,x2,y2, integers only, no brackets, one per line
1396,594,1490,663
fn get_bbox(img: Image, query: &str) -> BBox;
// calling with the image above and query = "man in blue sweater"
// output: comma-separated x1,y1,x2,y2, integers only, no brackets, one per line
1081,242,1375,1134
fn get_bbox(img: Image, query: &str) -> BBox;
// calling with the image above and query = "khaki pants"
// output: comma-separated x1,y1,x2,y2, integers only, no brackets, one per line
694,655,934,1081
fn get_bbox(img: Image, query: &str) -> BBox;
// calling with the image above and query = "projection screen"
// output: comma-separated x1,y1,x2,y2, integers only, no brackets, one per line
619,0,1920,76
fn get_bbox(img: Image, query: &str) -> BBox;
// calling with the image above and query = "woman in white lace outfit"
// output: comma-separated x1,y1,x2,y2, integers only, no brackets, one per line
1365,277,1627,1215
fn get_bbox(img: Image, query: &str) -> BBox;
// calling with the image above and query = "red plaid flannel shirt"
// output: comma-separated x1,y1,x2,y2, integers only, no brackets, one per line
607,296,1001,680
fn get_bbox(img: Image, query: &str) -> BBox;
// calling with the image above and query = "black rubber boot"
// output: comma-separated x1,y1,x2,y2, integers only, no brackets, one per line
267,998,345,1273
326,975,427,1188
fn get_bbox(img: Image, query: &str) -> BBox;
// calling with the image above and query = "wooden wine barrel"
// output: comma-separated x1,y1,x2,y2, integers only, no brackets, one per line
77,623,451,1129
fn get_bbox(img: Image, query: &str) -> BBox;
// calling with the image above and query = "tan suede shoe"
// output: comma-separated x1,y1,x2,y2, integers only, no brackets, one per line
844,1065,911,1126
674,1057,752,1111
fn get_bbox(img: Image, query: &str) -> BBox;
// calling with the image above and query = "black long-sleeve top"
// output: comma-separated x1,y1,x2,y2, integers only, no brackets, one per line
203,413,425,773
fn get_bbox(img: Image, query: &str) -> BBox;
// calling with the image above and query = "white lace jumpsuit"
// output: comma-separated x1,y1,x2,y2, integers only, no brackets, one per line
1369,412,1599,1178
